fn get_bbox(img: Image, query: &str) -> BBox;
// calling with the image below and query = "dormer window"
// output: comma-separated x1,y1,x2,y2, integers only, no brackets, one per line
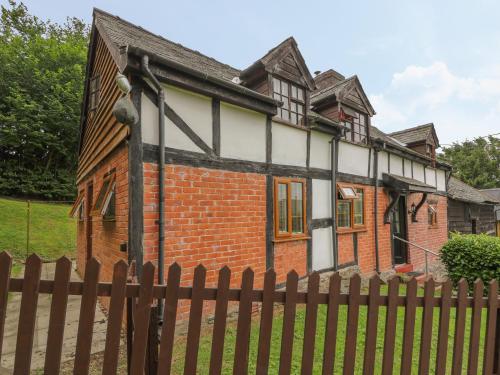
341,108,367,144
426,144,434,158
273,77,305,125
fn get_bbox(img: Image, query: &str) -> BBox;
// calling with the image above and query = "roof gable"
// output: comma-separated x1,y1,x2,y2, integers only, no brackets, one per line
311,75,375,116
389,123,440,147
448,177,498,204
240,37,315,90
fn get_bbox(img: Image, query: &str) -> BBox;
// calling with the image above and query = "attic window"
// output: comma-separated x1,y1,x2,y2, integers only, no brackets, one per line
92,172,116,220
273,77,305,125
89,75,100,112
341,108,367,144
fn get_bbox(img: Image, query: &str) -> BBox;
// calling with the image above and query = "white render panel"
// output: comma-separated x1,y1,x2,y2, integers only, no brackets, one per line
412,162,425,182
312,179,331,219
272,122,307,167
141,93,202,152
312,228,334,271
426,168,437,187
436,169,446,191
338,141,369,176
389,154,403,176
310,131,332,170
220,102,266,162
377,151,389,179
404,159,412,178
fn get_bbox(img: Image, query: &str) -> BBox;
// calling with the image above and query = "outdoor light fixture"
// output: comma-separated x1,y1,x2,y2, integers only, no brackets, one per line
115,72,131,95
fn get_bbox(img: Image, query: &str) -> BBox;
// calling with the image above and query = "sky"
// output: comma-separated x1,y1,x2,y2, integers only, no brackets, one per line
3,0,500,145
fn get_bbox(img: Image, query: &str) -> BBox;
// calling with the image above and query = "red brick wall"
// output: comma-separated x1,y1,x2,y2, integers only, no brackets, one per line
274,240,307,284
76,145,128,301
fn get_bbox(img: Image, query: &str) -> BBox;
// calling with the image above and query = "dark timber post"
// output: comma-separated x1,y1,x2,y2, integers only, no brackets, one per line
495,311,500,374
330,136,339,270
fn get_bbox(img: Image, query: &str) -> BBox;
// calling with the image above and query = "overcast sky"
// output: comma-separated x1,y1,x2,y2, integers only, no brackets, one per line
4,0,500,145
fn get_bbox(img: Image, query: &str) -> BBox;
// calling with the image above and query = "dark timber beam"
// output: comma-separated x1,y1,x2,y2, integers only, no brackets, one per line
411,193,428,222
384,191,401,224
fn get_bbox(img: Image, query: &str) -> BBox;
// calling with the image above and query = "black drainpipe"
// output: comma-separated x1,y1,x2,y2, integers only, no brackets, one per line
373,147,380,273
330,135,339,270
141,55,165,321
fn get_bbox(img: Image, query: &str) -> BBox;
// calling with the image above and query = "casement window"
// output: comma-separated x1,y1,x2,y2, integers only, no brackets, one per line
337,185,365,230
274,178,307,239
428,203,437,226
69,192,85,221
341,108,368,144
91,172,116,221
272,77,305,125
89,75,100,112
426,144,434,158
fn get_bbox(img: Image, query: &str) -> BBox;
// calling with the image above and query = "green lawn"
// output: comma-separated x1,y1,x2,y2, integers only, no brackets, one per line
0,197,76,260
171,285,485,374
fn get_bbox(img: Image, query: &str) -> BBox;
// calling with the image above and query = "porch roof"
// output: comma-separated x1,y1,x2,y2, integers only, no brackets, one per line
382,173,437,194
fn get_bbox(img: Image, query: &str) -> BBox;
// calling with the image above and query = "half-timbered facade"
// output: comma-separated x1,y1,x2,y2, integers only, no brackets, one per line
75,9,452,292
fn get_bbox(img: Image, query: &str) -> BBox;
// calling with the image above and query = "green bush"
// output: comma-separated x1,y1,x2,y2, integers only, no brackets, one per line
441,233,500,292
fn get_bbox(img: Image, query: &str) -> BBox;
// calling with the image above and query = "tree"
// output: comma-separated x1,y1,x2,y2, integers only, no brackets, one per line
0,1,88,200
439,136,500,189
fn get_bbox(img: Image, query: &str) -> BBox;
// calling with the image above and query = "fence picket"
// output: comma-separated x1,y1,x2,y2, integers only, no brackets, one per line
130,262,155,374
233,268,255,375
13,253,42,375
157,262,181,375
400,277,418,375
278,270,299,375
418,277,435,375
322,273,341,375
483,280,498,375
209,266,231,375
363,274,381,375
101,260,128,375
343,273,361,375
382,276,400,375
73,257,101,375
435,279,452,375
468,279,484,375
256,268,276,375
301,272,320,375
452,278,468,375
0,251,12,365
184,264,207,374
43,256,72,375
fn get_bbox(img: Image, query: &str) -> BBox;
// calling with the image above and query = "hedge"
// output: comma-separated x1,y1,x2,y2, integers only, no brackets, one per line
441,233,500,292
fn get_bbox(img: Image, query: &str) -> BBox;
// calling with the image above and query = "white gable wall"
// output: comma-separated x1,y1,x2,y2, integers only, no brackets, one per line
310,131,331,170
412,162,425,182
389,154,403,176
425,168,437,187
436,169,446,191
312,179,331,219
377,151,389,179
272,122,307,166
404,159,412,178
338,141,370,177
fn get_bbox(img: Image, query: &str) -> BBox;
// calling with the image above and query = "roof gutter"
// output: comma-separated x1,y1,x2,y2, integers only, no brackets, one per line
126,45,280,108
141,54,165,323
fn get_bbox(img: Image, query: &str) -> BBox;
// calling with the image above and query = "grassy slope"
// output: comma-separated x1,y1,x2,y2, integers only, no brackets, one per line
172,285,484,374
0,197,76,260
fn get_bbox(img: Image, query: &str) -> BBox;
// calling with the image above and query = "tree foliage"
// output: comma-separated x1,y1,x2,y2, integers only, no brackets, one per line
0,1,88,200
439,136,500,189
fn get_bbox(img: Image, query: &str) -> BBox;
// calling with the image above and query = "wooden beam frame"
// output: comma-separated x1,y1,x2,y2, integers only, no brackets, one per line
411,193,428,223
384,191,401,224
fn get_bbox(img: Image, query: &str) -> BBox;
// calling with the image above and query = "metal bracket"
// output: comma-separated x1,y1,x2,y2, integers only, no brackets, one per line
384,191,401,224
411,193,428,222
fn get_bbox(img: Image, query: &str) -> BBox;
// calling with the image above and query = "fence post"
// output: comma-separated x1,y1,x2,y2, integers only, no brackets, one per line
495,310,500,374
144,308,159,375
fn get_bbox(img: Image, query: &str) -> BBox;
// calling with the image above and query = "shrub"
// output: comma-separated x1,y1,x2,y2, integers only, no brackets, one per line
441,233,500,292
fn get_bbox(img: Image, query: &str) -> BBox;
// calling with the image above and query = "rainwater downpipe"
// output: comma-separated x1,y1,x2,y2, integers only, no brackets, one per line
373,147,380,273
141,55,165,321
330,135,339,270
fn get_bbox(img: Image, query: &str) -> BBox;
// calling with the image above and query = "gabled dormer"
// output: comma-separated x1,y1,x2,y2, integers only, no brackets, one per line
311,73,375,145
389,123,440,165
239,37,315,126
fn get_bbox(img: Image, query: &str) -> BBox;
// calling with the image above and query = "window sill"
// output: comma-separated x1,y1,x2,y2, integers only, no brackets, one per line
337,227,367,234
273,235,310,243
272,116,309,131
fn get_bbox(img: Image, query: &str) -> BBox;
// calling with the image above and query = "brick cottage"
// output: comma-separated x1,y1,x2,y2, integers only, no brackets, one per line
71,9,451,296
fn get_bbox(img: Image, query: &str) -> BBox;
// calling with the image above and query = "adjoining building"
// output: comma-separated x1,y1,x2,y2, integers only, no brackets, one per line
72,9,452,294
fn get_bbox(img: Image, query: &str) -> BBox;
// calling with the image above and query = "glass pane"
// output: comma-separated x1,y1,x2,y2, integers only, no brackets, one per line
337,201,351,228
359,125,366,135
278,183,288,233
94,178,111,210
273,92,281,100
298,114,303,124
290,102,297,113
354,189,364,225
282,98,289,109
340,187,357,199
359,114,365,125
281,109,290,121
281,81,289,96
297,88,304,101
297,103,304,115
273,78,280,93
290,112,297,124
291,85,298,99
291,182,303,233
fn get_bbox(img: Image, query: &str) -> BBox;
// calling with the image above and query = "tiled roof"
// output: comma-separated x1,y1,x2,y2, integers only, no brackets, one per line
313,69,345,91
448,177,498,204
310,76,357,105
93,8,240,82
480,188,500,202
389,123,436,145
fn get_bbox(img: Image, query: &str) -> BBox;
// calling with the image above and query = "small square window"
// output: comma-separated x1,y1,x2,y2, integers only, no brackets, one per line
339,187,357,199
92,172,116,220
89,75,100,112
69,192,85,221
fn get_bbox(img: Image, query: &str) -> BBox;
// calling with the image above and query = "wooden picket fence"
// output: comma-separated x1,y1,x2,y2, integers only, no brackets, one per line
1,251,500,374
